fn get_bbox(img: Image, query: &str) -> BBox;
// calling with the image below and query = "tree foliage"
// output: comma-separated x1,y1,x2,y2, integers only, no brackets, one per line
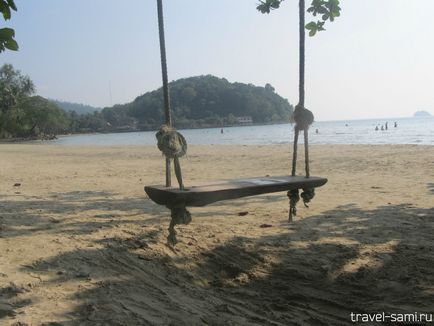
116,75,294,130
257,0,341,36
0,64,68,138
0,64,34,137
0,0,18,52
51,99,100,115
19,96,69,137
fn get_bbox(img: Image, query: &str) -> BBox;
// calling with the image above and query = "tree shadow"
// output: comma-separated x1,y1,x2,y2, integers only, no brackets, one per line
428,183,434,194
0,190,168,239
189,203,434,324
4,202,433,325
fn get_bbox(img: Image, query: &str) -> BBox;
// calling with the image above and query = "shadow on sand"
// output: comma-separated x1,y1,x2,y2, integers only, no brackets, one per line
2,195,433,325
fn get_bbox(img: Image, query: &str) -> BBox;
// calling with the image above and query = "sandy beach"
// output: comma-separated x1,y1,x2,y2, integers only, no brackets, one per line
0,143,433,325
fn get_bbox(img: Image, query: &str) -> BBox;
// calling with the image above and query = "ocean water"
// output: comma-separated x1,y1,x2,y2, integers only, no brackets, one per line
49,116,434,146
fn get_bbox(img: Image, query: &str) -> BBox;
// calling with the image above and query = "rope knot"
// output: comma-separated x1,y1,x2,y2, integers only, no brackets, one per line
301,188,315,207
293,104,314,130
167,205,191,245
288,189,300,220
156,124,187,158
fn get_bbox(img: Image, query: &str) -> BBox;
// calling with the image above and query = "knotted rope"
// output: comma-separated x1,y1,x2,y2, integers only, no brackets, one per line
291,103,314,178
301,188,315,207
293,104,314,131
156,124,187,189
167,204,191,245
287,189,300,221
287,0,318,220
287,188,316,221
156,124,187,158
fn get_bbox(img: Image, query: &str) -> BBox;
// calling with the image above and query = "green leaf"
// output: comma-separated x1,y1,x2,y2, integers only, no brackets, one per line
4,38,18,50
309,29,317,37
256,0,284,14
270,1,280,9
256,4,269,13
6,0,17,11
305,22,317,30
256,1,269,13
0,27,15,39
1,3,11,20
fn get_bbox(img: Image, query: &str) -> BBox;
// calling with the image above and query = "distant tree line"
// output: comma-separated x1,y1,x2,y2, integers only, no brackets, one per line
0,64,103,139
52,100,100,115
0,65,294,139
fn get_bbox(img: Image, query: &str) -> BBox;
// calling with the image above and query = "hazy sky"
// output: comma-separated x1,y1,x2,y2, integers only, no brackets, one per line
2,0,433,121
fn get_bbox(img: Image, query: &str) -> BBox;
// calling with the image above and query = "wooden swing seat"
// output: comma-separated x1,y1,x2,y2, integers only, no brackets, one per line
145,175,327,207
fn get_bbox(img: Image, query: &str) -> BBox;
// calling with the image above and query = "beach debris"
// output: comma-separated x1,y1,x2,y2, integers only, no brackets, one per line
238,211,249,216
260,223,273,228
13,183,21,187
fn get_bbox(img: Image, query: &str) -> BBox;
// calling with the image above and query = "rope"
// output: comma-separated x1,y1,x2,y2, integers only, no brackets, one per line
156,125,187,158
156,124,187,189
288,189,300,221
298,0,305,108
301,188,315,207
289,0,316,219
291,126,299,177
288,188,315,221
157,0,172,187
157,0,171,126
291,0,314,179
167,205,191,245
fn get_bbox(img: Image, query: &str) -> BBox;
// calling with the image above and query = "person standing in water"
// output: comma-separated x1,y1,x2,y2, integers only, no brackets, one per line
385,122,388,130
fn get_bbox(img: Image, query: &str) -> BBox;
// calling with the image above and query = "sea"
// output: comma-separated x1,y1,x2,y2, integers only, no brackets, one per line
48,116,434,146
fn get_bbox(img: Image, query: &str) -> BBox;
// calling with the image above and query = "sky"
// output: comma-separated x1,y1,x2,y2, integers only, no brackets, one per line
1,0,434,121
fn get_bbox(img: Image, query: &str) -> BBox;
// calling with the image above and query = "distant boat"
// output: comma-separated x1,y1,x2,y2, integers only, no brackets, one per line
413,110,432,117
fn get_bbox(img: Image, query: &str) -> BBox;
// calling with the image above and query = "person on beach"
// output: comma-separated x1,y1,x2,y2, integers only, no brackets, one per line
385,122,388,130
394,122,398,128
381,125,384,131
375,126,379,131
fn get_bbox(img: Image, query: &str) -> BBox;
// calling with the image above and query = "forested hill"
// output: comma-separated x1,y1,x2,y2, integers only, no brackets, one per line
105,75,294,130
1,64,295,139
51,100,100,115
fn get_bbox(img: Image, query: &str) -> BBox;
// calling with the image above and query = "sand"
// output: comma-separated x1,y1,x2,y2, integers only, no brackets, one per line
0,143,433,325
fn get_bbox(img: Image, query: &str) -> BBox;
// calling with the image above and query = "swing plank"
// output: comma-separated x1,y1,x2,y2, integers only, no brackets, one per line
145,175,327,207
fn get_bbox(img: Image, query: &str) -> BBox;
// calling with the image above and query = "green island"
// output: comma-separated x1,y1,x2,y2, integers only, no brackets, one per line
0,64,293,140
